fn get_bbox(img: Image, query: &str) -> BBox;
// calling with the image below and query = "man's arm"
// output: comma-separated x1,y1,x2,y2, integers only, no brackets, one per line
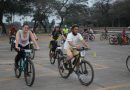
81,40,89,48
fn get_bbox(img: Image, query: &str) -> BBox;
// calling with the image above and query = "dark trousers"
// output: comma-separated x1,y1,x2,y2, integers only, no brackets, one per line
15,44,29,67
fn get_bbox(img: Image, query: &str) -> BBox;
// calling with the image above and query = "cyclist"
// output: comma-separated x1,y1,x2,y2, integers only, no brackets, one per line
89,28,94,34
121,28,128,44
64,24,89,65
9,26,17,43
15,23,40,68
82,28,89,41
62,25,69,38
49,26,65,51
104,27,108,39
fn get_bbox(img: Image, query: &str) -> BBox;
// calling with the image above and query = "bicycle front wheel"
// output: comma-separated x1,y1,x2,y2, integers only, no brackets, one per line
77,60,94,86
30,45,35,59
49,49,56,64
126,56,130,71
24,59,35,86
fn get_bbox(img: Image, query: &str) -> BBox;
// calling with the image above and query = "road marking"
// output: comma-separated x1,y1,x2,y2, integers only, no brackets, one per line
96,83,130,90
94,64,109,70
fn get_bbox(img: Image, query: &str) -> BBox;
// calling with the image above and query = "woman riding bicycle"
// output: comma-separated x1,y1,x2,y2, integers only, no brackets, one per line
15,23,40,68
49,26,65,51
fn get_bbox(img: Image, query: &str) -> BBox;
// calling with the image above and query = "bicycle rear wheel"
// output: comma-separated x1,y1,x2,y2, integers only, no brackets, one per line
77,60,94,86
90,35,95,41
49,49,56,64
126,56,130,71
24,59,35,86
58,57,70,78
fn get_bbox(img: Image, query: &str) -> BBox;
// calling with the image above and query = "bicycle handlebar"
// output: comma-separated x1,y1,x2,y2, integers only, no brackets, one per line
73,47,91,51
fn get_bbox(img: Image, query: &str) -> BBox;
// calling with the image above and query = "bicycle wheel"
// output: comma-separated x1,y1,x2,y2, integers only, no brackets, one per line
14,59,22,78
90,35,95,41
58,57,70,78
109,37,114,45
30,45,35,59
49,49,56,64
77,60,94,86
24,59,35,86
126,56,130,71
57,49,63,66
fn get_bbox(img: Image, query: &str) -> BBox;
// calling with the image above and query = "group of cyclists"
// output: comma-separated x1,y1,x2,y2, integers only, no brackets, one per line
49,25,89,65
9,24,89,70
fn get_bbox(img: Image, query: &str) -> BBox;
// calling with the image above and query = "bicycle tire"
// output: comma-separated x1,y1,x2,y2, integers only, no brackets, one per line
126,56,130,71
57,49,63,66
109,37,114,45
30,45,35,60
77,60,94,86
49,49,56,64
58,57,70,79
24,59,35,86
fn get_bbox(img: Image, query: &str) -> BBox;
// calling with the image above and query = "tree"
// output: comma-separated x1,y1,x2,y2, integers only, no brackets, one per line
0,0,33,34
52,0,88,28
32,0,55,32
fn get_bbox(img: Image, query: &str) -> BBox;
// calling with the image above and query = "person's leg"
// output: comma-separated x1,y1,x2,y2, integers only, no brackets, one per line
14,44,22,68
65,48,73,61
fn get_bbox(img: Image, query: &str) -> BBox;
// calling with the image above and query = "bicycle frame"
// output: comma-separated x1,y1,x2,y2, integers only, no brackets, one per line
18,50,32,72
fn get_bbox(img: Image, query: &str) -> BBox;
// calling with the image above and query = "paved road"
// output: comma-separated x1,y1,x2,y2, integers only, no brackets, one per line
0,34,130,90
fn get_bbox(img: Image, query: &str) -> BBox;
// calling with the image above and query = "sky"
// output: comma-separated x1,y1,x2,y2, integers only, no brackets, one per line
3,0,95,25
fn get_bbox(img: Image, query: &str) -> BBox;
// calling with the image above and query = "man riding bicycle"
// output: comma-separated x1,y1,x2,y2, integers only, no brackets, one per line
64,24,89,65
15,23,40,68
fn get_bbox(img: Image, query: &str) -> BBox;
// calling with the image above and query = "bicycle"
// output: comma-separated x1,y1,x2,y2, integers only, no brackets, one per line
14,49,35,86
58,47,94,86
49,39,64,65
100,32,108,41
10,35,15,51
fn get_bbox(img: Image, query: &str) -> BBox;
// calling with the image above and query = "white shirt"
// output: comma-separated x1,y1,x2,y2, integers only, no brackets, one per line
19,30,30,47
64,32,83,49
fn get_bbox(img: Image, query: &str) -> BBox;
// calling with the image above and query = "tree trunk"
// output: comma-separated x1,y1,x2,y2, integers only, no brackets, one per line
59,16,64,29
0,12,6,35
33,20,38,32
40,22,47,33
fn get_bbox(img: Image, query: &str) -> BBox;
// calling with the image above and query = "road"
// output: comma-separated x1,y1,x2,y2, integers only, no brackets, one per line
0,34,130,90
